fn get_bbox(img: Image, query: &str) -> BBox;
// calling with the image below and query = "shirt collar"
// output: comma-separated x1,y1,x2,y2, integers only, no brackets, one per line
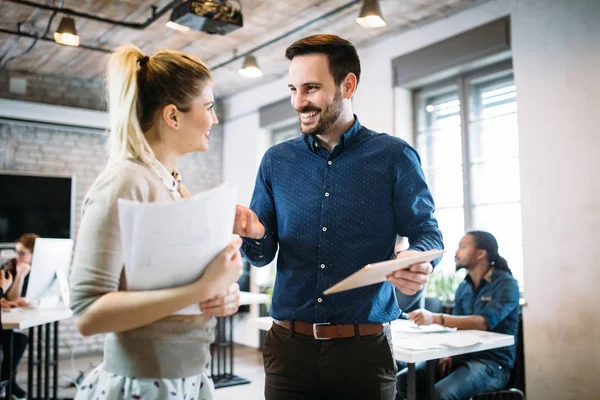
305,115,365,153
464,267,496,286
151,159,183,198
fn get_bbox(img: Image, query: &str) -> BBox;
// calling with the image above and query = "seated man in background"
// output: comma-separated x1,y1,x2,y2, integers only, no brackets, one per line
396,231,520,400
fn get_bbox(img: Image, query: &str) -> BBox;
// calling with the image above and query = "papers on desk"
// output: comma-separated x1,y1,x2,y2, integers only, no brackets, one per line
393,321,457,334
118,183,236,315
391,320,494,351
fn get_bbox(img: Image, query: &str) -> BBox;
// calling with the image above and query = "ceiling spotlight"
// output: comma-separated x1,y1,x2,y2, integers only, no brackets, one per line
239,55,263,78
356,0,387,28
54,17,80,46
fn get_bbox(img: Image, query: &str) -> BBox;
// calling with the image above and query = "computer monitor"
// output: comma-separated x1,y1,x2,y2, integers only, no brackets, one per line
25,238,74,302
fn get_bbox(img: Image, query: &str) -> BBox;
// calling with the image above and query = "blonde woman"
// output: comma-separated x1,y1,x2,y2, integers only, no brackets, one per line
69,45,243,400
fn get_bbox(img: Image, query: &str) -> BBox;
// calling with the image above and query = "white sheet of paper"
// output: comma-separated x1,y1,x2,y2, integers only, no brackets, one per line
118,183,237,314
323,249,445,295
392,320,457,334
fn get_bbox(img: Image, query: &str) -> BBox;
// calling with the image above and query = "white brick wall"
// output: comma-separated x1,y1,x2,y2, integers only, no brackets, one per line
1,110,223,358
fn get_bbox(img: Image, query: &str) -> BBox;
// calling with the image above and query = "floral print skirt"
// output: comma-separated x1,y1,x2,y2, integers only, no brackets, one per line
74,363,216,400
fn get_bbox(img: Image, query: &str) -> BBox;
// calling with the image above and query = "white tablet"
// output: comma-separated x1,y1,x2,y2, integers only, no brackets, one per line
323,249,445,295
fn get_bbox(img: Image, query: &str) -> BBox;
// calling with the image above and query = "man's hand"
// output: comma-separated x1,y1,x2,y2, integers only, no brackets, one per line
386,250,433,295
408,309,437,326
439,357,453,377
199,282,241,317
0,270,13,293
233,205,266,240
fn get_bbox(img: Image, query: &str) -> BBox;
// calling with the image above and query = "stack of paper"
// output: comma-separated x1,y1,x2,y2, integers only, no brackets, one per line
118,183,237,314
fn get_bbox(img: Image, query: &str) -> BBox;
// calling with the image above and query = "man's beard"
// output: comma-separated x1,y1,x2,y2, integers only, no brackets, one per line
455,263,467,272
297,89,344,137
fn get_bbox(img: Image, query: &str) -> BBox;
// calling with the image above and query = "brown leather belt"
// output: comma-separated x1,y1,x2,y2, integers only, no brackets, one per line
273,319,385,340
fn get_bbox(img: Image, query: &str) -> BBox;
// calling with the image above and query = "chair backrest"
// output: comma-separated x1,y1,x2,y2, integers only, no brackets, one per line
471,388,525,400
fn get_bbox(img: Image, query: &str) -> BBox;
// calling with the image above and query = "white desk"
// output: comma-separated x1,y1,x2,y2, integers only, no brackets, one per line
392,320,514,400
2,304,73,330
1,304,73,400
391,320,514,363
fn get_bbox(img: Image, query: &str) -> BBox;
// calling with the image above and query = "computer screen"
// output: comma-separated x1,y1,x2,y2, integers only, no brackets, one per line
0,173,73,244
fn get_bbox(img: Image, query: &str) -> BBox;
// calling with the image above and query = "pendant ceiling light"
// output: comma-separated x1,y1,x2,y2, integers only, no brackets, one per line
356,0,386,28
239,55,263,78
54,16,80,46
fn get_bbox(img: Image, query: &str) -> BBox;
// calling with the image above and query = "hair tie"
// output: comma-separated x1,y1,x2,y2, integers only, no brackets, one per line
139,55,150,68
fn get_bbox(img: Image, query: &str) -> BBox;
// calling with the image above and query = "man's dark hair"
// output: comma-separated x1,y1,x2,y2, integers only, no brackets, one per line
467,230,512,275
285,34,361,86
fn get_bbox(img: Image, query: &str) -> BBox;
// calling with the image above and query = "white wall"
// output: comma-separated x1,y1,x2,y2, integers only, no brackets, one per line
511,1,600,399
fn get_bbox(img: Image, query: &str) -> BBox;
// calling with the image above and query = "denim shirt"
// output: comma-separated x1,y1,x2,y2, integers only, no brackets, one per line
453,268,520,369
242,116,443,324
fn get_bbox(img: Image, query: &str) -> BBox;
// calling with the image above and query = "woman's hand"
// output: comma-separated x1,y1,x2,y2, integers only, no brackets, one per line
196,237,243,299
200,282,241,317
15,262,31,277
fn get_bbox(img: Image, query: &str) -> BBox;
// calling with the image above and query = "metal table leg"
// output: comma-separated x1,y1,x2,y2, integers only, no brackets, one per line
28,328,33,400
45,323,50,399
37,325,42,400
426,360,436,400
407,362,416,400
7,330,14,399
53,321,59,400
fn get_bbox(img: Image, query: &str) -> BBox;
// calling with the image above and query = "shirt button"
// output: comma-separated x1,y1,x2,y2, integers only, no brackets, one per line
322,227,327,232
320,264,326,269
317,298,323,303
327,161,333,165
324,192,330,197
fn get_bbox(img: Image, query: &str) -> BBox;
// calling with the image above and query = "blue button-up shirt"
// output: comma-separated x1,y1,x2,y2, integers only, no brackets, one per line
453,268,520,369
242,116,443,324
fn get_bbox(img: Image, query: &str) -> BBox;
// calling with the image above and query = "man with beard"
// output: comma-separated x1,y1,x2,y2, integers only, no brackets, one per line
233,34,443,400
396,231,520,400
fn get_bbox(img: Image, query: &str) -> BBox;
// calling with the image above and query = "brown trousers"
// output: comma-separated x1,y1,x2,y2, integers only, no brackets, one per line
263,322,397,400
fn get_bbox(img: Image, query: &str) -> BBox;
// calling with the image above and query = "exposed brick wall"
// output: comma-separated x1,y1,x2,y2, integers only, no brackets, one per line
1,93,224,359
0,70,106,111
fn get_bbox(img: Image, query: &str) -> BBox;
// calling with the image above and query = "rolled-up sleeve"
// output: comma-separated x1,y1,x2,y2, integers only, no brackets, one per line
69,166,150,316
393,143,444,264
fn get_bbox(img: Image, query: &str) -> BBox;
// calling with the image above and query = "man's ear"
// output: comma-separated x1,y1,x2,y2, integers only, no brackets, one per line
162,104,179,129
341,73,358,99
477,249,487,262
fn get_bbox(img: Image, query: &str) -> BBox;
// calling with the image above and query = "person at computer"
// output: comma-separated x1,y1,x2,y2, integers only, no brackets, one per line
2,233,39,301
0,233,38,399
396,231,520,400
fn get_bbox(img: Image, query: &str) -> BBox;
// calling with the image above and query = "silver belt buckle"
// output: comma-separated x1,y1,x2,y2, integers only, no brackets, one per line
313,322,331,340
